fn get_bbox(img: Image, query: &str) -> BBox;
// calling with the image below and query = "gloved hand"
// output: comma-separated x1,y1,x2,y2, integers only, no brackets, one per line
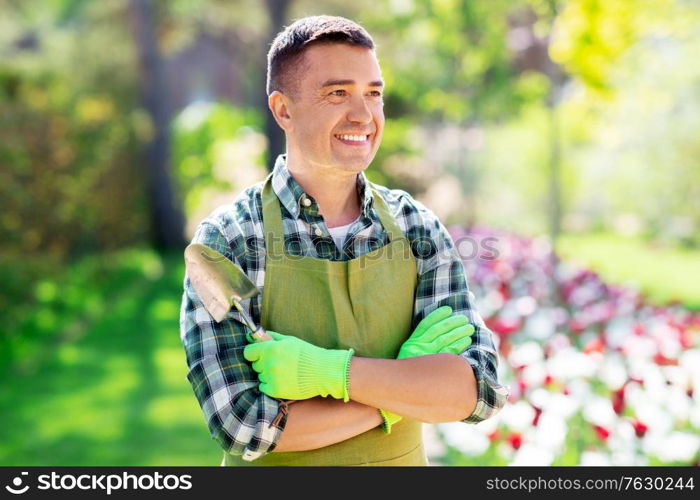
379,305,476,433
398,305,475,359
243,330,354,401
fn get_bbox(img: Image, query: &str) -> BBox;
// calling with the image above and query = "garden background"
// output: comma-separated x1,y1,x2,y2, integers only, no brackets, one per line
1,0,699,466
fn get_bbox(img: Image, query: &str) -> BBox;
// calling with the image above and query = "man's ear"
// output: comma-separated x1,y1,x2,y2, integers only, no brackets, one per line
268,91,292,132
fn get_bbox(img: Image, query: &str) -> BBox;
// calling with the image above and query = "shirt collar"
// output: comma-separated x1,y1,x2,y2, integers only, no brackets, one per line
271,154,374,220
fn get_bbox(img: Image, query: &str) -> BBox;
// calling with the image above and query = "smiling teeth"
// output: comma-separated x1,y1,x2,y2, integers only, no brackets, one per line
338,134,368,142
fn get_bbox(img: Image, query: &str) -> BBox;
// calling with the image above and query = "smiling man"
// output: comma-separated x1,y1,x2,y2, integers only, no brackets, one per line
180,15,509,466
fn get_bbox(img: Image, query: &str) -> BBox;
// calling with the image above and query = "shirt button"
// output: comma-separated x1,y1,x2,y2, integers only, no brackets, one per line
302,197,312,207
314,227,323,237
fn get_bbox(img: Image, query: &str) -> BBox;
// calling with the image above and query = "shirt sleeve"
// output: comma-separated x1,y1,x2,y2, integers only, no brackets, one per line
179,220,284,462
412,212,510,424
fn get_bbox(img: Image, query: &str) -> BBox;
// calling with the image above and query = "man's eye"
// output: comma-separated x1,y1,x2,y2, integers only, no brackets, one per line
368,91,383,98
329,89,347,97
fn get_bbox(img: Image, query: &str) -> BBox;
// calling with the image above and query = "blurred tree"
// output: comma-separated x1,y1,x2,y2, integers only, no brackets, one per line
550,0,700,244
263,0,291,170
0,0,151,259
129,0,186,250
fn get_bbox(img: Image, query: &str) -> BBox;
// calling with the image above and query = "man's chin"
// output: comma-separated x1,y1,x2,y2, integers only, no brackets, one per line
331,158,371,172
333,152,378,172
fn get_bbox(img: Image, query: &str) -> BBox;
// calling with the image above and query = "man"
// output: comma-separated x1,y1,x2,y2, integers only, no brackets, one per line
179,15,509,466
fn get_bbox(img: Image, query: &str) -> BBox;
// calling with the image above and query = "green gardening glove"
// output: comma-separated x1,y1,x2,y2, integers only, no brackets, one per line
398,305,475,359
243,330,354,401
379,306,476,433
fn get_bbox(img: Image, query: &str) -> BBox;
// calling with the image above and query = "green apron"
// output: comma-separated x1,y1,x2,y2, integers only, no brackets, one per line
223,173,427,466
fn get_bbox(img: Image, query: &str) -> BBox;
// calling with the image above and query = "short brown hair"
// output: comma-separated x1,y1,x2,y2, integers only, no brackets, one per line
266,15,375,96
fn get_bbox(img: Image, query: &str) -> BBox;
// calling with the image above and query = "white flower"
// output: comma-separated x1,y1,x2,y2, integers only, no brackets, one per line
679,349,700,376
534,412,567,451
548,348,598,380
688,402,700,429
529,387,551,409
666,387,692,423
438,423,490,456
583,395,617,427
508,341,544,367
545,393,580,418
515,296,537,316
498,400,536,432
510,443,554,465
598,352,628,390
647,431,700,463
423,424,446,461
567,378,592,402
522,363,547,387
627,383,674,434
580,450,611,466
603,318,633,350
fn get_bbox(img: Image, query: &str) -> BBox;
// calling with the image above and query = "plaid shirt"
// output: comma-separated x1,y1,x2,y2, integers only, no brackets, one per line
179,155,510,461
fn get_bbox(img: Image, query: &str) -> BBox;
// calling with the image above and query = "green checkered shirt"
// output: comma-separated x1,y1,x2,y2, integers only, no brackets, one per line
179,155,509,461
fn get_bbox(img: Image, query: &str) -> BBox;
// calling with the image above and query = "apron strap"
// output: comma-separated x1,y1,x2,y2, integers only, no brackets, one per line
261,173,286,257
367,182,406,244
261,173,408,259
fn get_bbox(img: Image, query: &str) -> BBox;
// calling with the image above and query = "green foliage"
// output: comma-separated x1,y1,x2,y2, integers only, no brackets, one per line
172,103,267,218
0,2,150,259
361,0,546,123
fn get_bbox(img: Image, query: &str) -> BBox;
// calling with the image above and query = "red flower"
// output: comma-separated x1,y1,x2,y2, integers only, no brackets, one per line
653,352,678,366
507,432,523,450
612,387,625,415
532,406,543,427
544,374,553,386
487,429,500,442
498,281,511,300
518,379,528,396
583,337,605,355
568,318,586,334
593,424,610,441
628,377,644,387
486,317,521,336
631,419,648,438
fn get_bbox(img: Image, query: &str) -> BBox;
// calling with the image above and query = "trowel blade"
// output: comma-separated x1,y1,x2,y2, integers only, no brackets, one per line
184,243,260,322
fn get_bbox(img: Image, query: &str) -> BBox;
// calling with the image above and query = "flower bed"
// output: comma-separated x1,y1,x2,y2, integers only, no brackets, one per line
428,226,700,465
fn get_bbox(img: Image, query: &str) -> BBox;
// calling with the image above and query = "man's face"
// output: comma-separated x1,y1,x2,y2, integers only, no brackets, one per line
281,43,385,174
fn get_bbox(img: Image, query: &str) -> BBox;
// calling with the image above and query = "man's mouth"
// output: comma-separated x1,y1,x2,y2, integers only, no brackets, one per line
334,133,371,145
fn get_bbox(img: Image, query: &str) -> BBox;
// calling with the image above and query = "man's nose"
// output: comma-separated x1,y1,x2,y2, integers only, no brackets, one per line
346,95,372,124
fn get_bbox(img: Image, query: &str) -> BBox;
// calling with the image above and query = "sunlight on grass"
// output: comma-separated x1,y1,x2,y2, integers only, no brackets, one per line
150,298,179,322
36,356,139,441
145,394,203,426
154,347,189,391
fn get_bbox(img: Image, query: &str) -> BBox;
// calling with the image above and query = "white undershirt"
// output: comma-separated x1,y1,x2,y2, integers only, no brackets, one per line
327,215,361,251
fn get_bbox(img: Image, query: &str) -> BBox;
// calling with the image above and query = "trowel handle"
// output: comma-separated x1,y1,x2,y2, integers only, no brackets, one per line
249,325,272,342
233,300,272,342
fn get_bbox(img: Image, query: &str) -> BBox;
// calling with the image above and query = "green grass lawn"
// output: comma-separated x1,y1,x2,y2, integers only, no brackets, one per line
557,232,700,311
0,249,221,466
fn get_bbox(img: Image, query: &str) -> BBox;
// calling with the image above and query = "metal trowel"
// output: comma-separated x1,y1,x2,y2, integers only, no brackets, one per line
184,243,271,341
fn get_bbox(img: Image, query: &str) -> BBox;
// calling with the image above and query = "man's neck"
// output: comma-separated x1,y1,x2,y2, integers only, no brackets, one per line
286,156,362,228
